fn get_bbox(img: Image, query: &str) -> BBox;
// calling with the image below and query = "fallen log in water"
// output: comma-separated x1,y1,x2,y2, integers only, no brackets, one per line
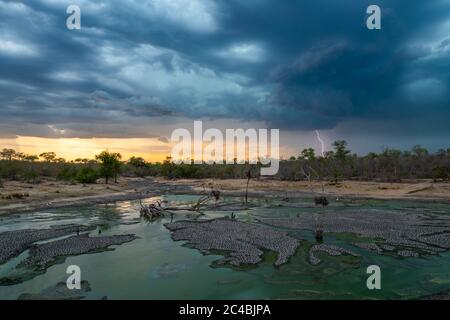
140,199,166,220
139,189,221,220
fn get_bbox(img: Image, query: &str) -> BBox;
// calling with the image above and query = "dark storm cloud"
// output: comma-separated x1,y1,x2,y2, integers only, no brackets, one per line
0,0,449,141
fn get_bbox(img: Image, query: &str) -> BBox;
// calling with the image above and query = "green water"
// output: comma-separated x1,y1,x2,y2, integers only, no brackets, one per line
0,195,449,300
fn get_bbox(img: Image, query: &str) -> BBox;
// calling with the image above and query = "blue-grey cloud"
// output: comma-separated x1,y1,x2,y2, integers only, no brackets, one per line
0,0,449,148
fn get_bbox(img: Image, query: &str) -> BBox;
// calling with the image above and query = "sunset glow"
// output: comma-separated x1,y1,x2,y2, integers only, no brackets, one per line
0,136,171,162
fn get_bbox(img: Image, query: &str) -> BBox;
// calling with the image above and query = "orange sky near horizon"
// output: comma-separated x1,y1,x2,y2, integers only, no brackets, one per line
0,135,295,163
0,136,171,162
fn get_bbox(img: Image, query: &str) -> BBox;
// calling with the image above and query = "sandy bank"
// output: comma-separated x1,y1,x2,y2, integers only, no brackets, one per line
0,177,449,215
158,178,450,203
0,177,190,215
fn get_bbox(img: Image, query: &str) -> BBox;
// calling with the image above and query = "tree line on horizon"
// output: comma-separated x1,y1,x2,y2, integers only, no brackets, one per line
280,141,450,183
0,141,449,186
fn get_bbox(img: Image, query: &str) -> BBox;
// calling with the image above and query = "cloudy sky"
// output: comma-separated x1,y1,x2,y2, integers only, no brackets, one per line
0,0,449,160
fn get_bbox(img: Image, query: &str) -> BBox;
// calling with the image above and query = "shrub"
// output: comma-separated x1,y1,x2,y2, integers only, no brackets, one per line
432,166,448,182
76,167,99,184
57,166,78,181
0,161,20,180
23,170,40,184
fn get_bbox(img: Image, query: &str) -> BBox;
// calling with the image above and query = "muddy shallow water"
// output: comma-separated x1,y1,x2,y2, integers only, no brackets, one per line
0,195,449,300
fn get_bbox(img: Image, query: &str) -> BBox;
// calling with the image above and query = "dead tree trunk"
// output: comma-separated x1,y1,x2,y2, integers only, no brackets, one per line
245,168,252,203
299,165,328,242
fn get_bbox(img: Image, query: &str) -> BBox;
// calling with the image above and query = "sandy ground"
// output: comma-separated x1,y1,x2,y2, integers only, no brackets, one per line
0,177,178,215
157,177,450,202
0,177,449,215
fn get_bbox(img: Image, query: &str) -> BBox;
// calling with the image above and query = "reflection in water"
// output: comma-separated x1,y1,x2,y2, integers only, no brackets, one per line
0,195,449,300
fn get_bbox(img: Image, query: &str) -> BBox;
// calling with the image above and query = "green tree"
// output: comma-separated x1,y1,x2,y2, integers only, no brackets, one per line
432,166,448,182
412,145,428,157
324,151,335,159
76,167,99,184
366,152,378,160
161,156,175,178
436,149,447,158
24,154,40,184
128,156,148,177
332,140,350,162
95,151,122,184
128,156,147,168
300,148,316,160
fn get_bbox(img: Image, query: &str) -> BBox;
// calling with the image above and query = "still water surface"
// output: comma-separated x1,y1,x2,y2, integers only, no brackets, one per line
0,195,448,299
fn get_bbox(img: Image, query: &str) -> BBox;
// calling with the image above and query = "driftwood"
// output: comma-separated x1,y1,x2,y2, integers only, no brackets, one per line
139,199,166,220
193,190,220,210
139,189,221,220
245,168,252,203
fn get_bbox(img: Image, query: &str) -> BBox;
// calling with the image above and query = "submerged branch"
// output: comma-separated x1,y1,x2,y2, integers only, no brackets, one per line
139,189,221,220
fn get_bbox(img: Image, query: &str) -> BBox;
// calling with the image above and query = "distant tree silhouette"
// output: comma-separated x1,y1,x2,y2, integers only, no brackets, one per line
39,152,57,162
24,155,39,162
412,145,429,157
0,148,16,161
332,140,350,162
300,148,316,161
128,156,147,168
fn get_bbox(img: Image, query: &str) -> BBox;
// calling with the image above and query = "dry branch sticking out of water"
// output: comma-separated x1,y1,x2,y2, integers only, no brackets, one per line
165,218,300,267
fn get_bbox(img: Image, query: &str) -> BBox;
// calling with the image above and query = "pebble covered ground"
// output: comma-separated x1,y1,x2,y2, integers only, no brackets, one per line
165,218,300,267
21,233,138,269
0,224,93,264
263,210,450,257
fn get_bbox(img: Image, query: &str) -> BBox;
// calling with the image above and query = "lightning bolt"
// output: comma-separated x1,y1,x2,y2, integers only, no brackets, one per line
315,130,325,157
